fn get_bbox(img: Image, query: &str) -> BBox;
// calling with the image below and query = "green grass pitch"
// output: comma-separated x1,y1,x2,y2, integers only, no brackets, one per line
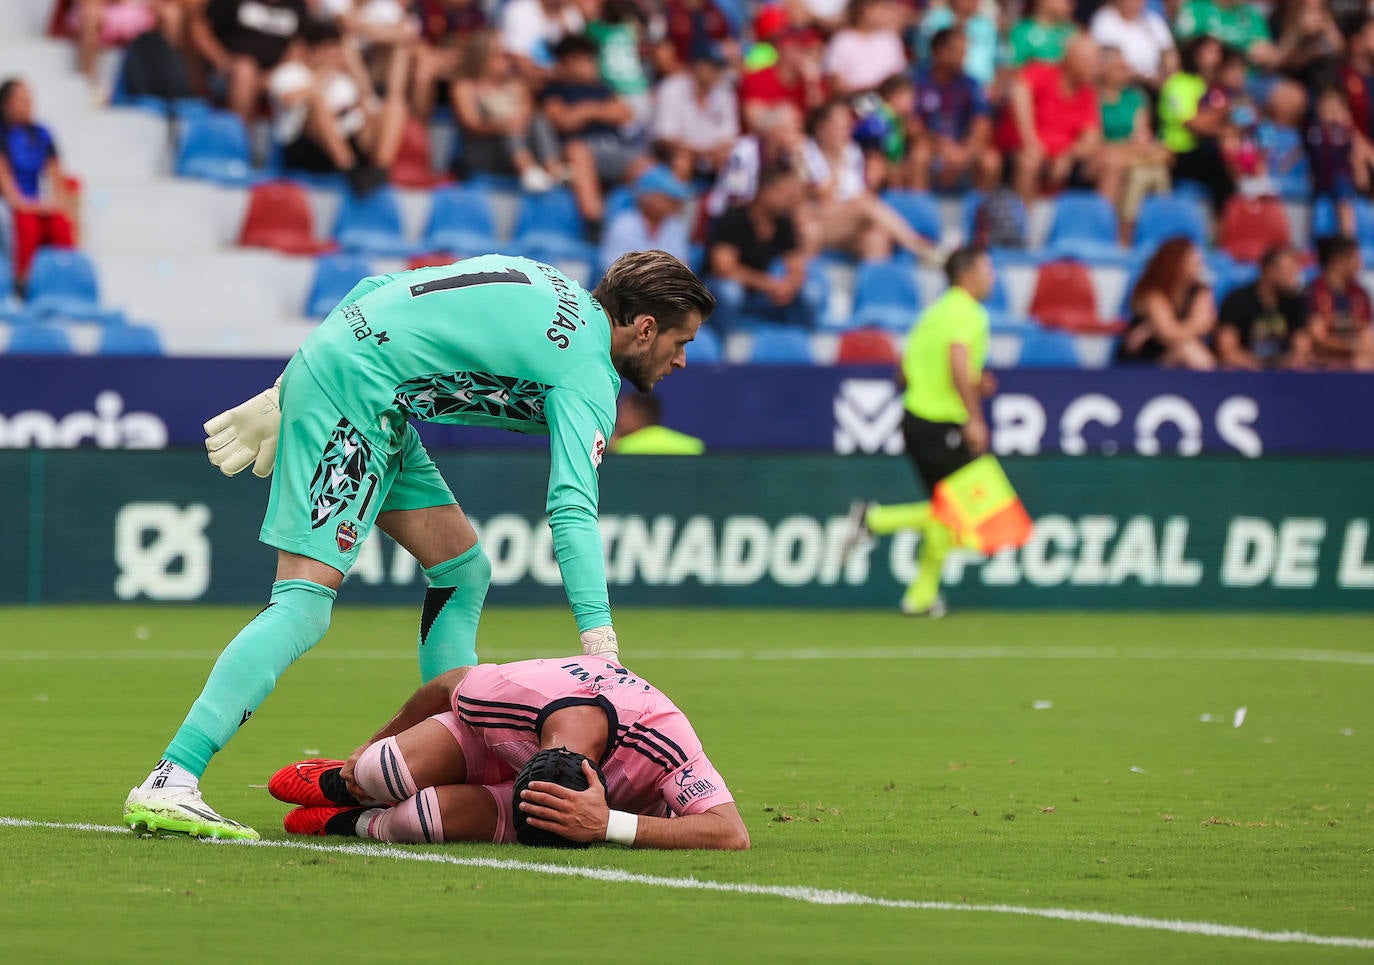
1,607,1371,963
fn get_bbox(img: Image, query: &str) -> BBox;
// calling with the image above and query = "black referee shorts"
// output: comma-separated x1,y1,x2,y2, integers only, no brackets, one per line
902,412,976,494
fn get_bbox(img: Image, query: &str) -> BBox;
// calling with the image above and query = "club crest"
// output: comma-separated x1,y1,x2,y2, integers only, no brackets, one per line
336,521,359,553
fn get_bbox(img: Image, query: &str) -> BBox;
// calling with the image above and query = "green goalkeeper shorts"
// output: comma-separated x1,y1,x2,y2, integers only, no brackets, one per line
259,356,456,574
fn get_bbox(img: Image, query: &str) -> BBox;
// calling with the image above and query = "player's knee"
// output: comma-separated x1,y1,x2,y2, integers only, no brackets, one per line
268,580,335,651
354,736,417,805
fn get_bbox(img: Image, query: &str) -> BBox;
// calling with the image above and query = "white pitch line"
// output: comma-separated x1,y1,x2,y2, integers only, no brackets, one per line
1,817,1370,950
2,646,1373,665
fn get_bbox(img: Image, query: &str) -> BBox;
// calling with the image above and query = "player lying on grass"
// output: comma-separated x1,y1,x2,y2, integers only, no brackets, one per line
268,654,750,850
124,250,714,841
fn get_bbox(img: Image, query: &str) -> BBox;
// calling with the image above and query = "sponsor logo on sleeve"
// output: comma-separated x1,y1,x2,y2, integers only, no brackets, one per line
674,766,718,808
591,429,606,468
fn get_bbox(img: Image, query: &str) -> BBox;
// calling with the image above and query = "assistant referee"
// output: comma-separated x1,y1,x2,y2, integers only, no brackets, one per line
845,246,997,616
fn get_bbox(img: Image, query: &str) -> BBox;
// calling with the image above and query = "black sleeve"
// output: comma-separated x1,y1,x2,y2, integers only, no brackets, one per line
206,0,237,37
774,215,799,255
1281,293,1308,331
707,207,747,249
1216,288,1246,330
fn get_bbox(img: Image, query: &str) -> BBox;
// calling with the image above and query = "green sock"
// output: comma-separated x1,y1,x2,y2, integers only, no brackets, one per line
162,580,335,776
417,542,491,682
902,520,954,613
866,501,933,536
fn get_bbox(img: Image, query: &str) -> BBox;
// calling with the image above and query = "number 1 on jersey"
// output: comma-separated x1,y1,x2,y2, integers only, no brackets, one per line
409,268,533,298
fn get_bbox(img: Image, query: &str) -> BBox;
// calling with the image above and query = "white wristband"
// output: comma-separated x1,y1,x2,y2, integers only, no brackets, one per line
605,809,638,847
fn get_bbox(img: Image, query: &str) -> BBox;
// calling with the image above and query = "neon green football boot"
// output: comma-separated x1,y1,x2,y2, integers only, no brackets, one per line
123,785,260,841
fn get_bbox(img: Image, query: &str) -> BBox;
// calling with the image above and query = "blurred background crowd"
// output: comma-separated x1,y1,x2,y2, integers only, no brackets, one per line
2,0,1374,370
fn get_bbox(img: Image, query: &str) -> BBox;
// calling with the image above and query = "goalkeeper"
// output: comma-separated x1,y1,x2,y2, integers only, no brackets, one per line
844,247,1026,617
124,251,714,841
266,654,748,850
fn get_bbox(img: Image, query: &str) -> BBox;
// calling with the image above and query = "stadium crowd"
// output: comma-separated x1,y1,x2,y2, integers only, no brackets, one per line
5,0,1374,368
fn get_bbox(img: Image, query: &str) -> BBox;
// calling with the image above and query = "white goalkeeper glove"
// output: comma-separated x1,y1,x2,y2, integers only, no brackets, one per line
204,379,283,478
580,626,620,663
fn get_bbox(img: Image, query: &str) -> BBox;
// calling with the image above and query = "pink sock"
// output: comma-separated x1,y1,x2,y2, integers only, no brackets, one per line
353,736,418,805
364,787,445,844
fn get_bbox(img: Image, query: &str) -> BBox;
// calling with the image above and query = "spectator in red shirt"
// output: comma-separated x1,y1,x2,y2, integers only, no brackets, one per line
1000,34,1120,206
1306,235,1374,369
740,27,828,132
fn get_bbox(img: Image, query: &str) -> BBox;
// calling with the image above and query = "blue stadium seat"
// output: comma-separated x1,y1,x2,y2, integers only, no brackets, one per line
748,326,814,364
306,254,375,318
1207,252,1260,302
334,187,416,257
1047,191,1129,265
688,325,723,365
25,247,124,325
7,323,73,355
1016,327,1081,368
0,252,20,322
1311,196,1374,248
98,323,164,356
423,186,498,256
1133,195,1208,257
883,190,942,243
605,186,637,220
174,110,258,186
982,275,1030,332
513,188,593,262
960,191,1038,265
851,261,921,331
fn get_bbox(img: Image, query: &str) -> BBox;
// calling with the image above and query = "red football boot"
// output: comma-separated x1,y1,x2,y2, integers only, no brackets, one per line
284,805,368,837
268,759,355,807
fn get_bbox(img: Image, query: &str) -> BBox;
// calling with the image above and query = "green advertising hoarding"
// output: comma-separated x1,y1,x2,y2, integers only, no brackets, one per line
2,451,1372,609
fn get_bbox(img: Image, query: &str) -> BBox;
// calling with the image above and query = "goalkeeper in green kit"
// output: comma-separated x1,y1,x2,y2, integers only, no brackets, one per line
123,251,714,840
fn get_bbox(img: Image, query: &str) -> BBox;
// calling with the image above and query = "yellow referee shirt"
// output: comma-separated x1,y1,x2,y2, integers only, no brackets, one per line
901,286,989,425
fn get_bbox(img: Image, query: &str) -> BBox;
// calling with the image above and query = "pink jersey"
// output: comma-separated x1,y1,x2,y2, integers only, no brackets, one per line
453,657,734,818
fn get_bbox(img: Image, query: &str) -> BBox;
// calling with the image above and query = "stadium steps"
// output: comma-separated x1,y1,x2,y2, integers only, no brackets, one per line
95,250,317,355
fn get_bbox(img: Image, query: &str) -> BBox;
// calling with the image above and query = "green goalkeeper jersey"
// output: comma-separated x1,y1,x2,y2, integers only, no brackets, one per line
295,254,621,630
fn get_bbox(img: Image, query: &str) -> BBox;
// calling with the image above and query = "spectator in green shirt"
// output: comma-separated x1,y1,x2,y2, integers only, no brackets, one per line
1174,0,1278,68
1007,0,1079,66
586,0,651,120
1100,45,1170,240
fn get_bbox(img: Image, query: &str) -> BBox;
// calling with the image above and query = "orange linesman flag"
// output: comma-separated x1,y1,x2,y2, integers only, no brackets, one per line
931,455,1034,553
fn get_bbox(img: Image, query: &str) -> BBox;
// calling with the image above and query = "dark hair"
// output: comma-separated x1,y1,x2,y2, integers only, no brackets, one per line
945,246,986,286
805,96,851,138
1131,236,1197,306
594,250,716,331
1217,44,1247,70
877,73,912,99
299,18,342,46
1259,244,1295,272
619,391,662,424
552,34,599,61
601,0,642,24
0,77,23,127
755,161,800,193
1316,234,1358,268
1178,35,1219,75
930,26,962,53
